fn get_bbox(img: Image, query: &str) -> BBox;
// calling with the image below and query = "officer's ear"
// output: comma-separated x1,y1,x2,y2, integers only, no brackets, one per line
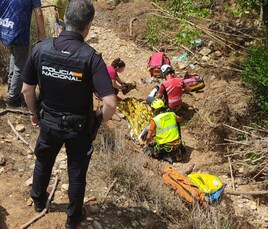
82,22,92,39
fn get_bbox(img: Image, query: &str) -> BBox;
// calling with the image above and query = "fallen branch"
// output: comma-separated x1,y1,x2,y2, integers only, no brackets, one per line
7,119,34,152
185,164,195,175
195,110,215,127
253,166,267,179
101,178,117,204
223,123,251,136
20,174,60,229
224,139,250,145
243,125,268,134
225,190,268,196
0,108,30,116
228,156,235,190
129,17,138,37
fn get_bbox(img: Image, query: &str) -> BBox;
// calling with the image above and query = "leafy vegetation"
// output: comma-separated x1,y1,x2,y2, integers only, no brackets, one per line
242,45,268,118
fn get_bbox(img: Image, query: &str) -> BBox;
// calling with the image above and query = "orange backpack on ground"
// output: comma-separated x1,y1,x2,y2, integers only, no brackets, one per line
162,167,207,206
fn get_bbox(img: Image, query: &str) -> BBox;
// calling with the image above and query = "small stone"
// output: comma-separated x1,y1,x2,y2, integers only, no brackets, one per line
250,203,257,211
27,198,33,206
201,56,210,62
93,220,103,229
207,41,214,47
89,205,100,214
214,51,222,57
25,177,33,186
61,184,69,192
0,167,5,174
0,154,6,165
25,133,30,137
132,220,139,228
86,217,94,222
116,211,122,217
15,124,25,132
238,167,244,173
27,155,32,159
87,225,94,229
84,196,90,203
199,47,211,56
59,162,67,170
27,150,33,155
140,219,149,227
4,139,11,143
30,164,35,170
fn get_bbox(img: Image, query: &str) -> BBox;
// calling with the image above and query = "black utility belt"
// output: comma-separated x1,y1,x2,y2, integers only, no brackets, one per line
41,110,88,131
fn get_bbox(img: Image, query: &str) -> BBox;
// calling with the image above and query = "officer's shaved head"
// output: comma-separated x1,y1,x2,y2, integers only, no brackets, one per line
65,0,95,32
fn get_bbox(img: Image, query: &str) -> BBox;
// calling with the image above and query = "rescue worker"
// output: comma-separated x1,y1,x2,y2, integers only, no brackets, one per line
155,64,191,113
145,99,184,164
107,58,127,95
106,58,136,100
21,1,117,228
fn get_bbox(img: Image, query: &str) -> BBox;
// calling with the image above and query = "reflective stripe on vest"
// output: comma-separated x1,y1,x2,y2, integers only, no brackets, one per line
153,112,179,145
163,78,183,107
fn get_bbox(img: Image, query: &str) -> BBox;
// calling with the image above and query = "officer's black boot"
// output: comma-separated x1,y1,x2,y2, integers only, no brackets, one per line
33,192,49,212
65,207,86,229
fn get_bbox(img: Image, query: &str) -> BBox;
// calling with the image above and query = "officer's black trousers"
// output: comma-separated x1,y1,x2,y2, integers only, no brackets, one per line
30,119,92,222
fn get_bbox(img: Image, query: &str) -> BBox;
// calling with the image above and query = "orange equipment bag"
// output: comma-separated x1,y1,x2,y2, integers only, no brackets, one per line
162,166,207,206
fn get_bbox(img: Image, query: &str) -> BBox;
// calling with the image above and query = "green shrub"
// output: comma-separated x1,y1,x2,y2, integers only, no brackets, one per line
145,17,172,46
242,46,268,118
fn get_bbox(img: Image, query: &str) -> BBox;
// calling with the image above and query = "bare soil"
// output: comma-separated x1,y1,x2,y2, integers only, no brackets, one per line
0,1,267,229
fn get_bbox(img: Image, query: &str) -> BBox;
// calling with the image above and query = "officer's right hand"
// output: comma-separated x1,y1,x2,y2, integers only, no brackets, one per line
31,115,39,127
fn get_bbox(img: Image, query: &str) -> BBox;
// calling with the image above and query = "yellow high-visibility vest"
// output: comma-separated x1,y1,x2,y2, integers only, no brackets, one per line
153,112,179,145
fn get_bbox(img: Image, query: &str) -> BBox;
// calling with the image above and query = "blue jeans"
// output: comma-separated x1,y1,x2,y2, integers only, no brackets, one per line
7,45,29,104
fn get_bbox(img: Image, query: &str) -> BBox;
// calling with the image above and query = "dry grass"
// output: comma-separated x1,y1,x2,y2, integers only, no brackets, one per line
223,125,268,186
92,124,254,229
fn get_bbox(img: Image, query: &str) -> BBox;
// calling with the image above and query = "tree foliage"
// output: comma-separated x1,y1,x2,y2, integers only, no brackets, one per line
242,46,268,118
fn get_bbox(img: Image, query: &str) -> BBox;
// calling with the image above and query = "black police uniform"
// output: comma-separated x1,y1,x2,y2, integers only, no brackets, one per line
22,31,115,225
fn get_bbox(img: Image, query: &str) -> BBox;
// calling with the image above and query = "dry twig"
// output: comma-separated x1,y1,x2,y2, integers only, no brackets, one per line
223,123,252,136
129,17,138,37
0,108,30,116
7,119,34,152
20,174,60,229
228,156,235,190
101,178,118,204
225,190,268,196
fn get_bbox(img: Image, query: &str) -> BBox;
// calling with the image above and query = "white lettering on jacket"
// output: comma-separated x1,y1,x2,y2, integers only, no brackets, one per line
42,65,82,82
0,18,14,29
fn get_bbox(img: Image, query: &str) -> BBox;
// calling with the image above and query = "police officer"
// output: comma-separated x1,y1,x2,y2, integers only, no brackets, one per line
21,1,117,228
